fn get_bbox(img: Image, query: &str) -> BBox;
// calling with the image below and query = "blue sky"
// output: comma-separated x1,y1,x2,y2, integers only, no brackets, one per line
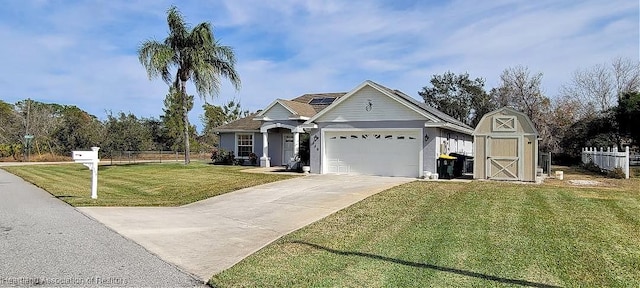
1,0,638,132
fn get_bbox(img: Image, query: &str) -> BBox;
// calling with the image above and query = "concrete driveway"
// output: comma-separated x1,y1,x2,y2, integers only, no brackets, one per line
79,174,413,281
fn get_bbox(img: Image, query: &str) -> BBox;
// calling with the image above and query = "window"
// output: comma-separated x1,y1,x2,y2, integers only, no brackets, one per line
236,134,253,158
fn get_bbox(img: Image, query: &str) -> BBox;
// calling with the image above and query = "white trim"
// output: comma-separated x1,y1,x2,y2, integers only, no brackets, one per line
260,123,305,133
300,123,318,130
306,80,439,124
235,132,254,159
288,116,310,120
213,129,260,133
474,133,537,136
322,128,421,132
321,127,423,177
424,122,474,136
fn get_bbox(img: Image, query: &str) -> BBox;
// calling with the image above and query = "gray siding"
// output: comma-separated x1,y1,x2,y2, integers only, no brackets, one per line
315,86,425,122
423,127,439,174
310,128,321,173
263,103,293,120
219,133,235,152
317,120,425,130
253,132,263,157
218,132,263,158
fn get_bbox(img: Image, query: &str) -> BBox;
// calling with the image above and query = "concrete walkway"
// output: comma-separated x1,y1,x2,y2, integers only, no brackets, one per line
79,174,413,281
0,169,202,287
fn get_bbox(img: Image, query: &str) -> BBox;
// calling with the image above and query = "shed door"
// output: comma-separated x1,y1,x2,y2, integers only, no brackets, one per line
487,137,521,180
324,130,420,177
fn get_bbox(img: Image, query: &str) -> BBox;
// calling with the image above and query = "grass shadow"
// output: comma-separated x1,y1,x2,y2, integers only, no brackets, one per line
291,241,561,288
54,195,80,199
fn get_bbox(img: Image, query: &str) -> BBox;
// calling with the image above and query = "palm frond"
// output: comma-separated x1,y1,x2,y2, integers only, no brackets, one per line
140,5,241,102
166,6,189,49
190,22,214,47
137,40,175,84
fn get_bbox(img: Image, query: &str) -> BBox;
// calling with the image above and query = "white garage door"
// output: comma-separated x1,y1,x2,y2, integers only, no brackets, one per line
324,130,421,177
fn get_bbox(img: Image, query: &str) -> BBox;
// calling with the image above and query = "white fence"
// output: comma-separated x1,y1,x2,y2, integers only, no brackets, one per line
581,146,630,179
631,153,640,166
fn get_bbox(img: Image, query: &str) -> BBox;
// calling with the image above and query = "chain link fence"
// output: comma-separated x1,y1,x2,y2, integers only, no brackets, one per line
103,151,212,164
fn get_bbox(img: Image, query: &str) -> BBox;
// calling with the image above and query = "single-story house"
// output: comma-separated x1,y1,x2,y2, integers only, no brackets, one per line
213,80,474,178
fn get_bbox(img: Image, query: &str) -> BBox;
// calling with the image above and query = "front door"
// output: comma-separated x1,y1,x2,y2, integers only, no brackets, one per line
283,133,294,164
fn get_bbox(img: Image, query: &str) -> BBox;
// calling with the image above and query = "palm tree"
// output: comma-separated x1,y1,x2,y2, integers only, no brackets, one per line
138,6,240,164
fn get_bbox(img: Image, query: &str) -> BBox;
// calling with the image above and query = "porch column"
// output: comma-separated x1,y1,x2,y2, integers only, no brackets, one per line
260,132,270,167
293,132,300,158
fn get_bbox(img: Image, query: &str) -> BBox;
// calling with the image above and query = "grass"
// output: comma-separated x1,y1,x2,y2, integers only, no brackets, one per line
2,163,296,206
210,168,640,287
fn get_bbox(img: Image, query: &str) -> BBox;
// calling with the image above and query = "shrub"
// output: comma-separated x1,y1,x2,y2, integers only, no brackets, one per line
583,161,601,173
211,149,235,165
248,153,258,166
607,167,626,179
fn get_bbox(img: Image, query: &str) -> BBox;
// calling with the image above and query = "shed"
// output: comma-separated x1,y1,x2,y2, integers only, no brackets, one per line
473,107,539,182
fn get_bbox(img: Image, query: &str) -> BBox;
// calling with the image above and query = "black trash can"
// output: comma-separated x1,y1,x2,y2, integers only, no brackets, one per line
449,153,471,177
437,156,456,179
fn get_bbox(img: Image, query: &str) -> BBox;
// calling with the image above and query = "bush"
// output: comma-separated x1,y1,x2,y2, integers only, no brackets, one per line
211,149,235,165
248,153,258,166
582,161,601,173
583,161,628,179
607,167,626,179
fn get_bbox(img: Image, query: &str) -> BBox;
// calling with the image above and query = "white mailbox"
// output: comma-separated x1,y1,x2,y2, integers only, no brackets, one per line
72,147,100,199
72,151,98,162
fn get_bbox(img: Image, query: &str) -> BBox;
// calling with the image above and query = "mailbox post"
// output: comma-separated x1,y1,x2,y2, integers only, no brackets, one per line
72,147,100,199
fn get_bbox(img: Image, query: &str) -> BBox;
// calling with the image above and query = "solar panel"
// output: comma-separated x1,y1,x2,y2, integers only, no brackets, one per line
321,97,335,104
309,97,336,105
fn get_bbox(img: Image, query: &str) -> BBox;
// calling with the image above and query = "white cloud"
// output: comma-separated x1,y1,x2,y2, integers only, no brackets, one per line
0,0,637,132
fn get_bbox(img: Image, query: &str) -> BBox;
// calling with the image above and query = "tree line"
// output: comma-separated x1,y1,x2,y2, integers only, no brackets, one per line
0,91,247,161
420,57,639,163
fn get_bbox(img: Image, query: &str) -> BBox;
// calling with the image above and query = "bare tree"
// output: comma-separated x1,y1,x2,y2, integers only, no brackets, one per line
492,65,549,121
560,57,639,119
491,65,554,151
612,56,640,96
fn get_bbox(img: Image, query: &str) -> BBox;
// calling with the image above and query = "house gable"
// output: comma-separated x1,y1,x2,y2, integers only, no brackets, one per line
259,101,295,121
311,83,429,122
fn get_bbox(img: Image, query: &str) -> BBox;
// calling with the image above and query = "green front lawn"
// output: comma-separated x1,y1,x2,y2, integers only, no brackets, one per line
2,163,296,206
211,173,640,287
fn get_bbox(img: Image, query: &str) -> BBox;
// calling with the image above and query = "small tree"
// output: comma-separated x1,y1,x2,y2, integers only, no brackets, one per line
419,71,491,126
617,91,640,146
